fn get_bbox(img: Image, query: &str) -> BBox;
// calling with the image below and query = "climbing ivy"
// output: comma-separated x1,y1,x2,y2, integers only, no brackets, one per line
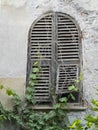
0,62,98,130
0,62,70,130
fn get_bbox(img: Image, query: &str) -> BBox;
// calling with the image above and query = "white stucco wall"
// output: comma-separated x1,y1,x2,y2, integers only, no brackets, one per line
0,0,98,120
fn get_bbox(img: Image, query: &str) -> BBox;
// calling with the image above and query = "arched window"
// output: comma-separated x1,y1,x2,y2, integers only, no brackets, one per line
27,12,82,105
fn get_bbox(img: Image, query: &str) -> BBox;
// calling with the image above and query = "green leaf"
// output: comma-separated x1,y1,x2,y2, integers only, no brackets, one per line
32,68,40,73
0,85,4,90
75,79,80,83
53,103,61,109
91,99,98,107
58,109,65,116
85,114,98,123
70,119,81,129
33,61,38,66
29,81,35,86
26,87,33,93
6,88,16,96
26,94,32,100
70,93,75,101
48,111,56,119
86,122,92,128
31,99,36,105
59,97,67,103
30,74,37,80
68,85,78,91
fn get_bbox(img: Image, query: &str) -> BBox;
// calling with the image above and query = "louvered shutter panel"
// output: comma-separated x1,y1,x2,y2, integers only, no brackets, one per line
28,13,53,103
56,13,81,97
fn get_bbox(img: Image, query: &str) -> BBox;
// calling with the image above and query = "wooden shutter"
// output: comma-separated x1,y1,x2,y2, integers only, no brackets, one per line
27,12,82,104
56,13,81,100
28,13,53,103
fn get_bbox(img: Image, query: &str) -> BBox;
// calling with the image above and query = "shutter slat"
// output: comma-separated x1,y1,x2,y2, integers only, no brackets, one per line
58,28,78,31
31,37,52,40
58,25,77,27
58,37,79,40
31,44,51,46
35,87,49,89
58,31,79,34
58,45,79,47
31,33,52,35
32,28,52,31
59,32,78,37
58,20,72,22
58,49,79,52
31,47,51,49
58,40,79,43
30,40,52,42
33,26,52,29
36,23,52,25
31,30,51,33
35,93,49,96
58,22,74,24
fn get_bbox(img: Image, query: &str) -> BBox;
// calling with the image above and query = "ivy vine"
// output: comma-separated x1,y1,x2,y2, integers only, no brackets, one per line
0,62,98,130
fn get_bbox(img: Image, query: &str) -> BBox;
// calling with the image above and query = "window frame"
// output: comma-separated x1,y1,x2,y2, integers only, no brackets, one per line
26,12,85,109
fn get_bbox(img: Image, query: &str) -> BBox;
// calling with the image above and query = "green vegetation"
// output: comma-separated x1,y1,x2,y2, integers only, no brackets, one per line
69,88,98,130
0,62,70,130
0,62,98,130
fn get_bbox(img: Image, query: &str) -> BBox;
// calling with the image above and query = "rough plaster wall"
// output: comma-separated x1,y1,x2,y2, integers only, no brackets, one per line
0,0,98,121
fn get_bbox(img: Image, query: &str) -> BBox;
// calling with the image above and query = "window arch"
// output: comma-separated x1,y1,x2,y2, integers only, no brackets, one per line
27,12,82,105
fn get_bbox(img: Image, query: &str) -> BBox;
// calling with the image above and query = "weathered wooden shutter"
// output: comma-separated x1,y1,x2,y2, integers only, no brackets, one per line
27,12,81,104
56,13,81,102
28,13,53,103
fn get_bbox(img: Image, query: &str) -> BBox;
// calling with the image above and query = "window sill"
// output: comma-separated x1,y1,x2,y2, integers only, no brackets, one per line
32,103,87,111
